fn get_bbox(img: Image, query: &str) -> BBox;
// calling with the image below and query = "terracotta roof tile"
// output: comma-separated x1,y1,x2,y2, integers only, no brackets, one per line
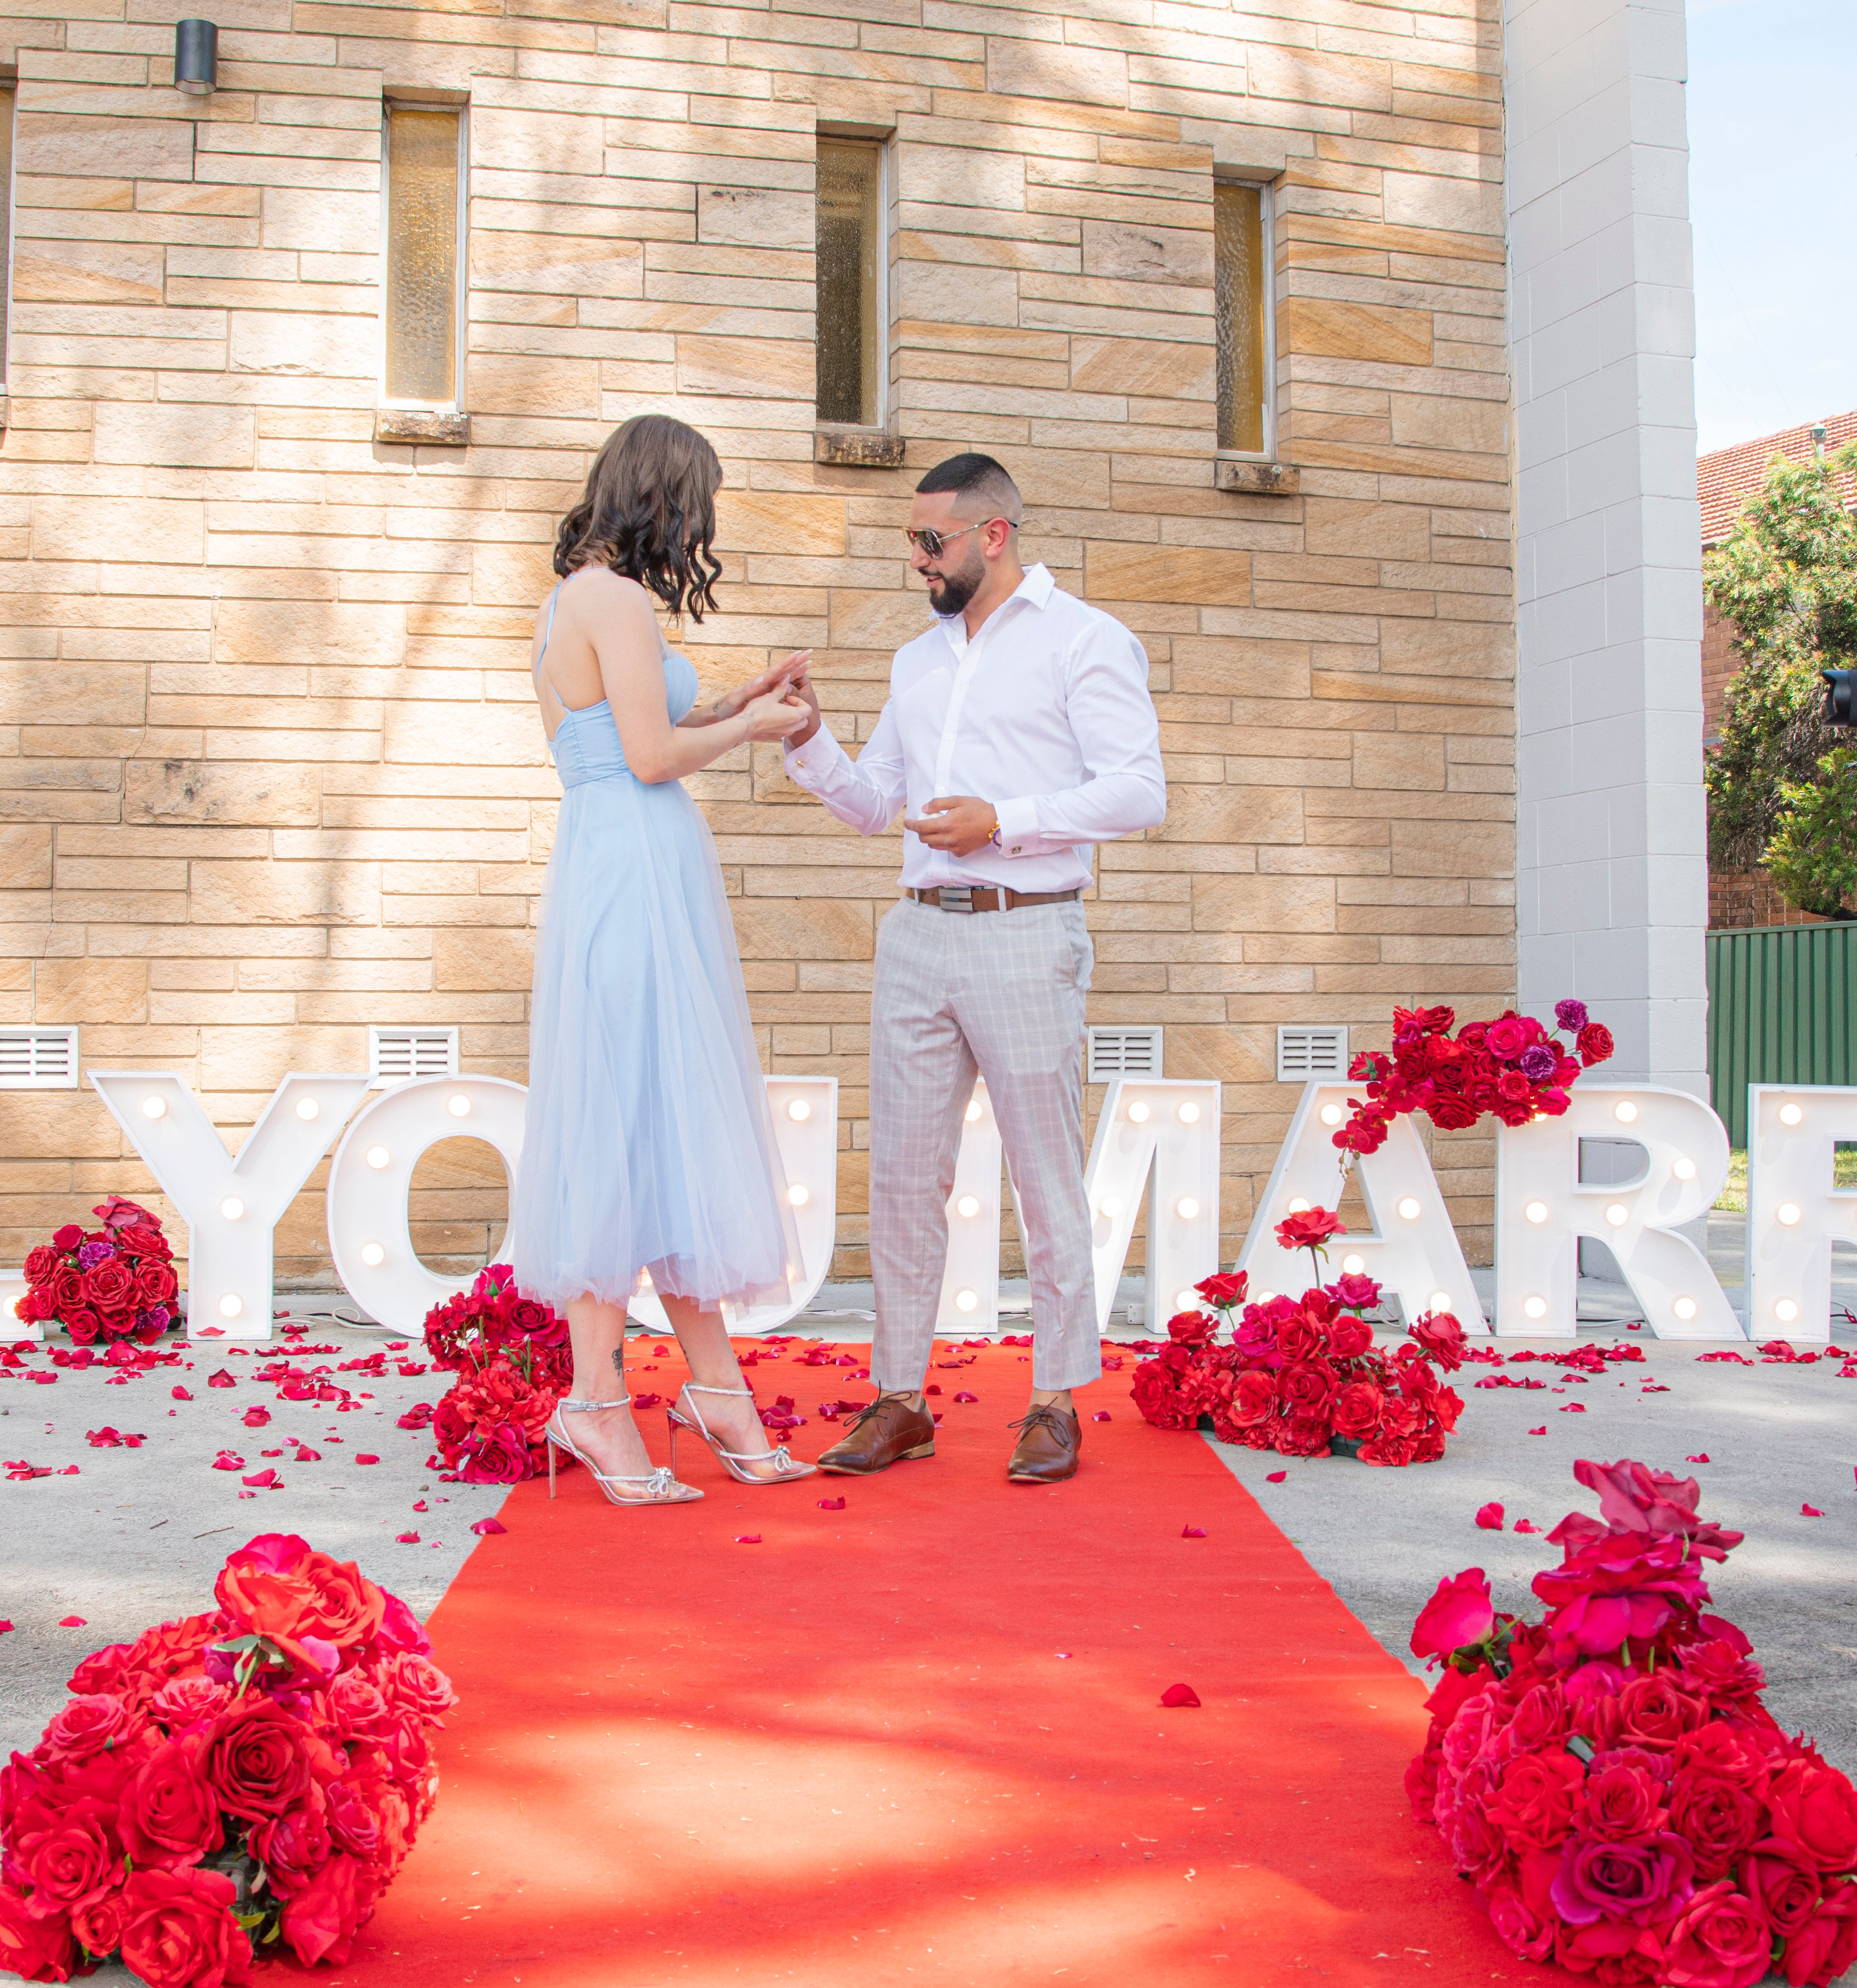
1699,409,1857,546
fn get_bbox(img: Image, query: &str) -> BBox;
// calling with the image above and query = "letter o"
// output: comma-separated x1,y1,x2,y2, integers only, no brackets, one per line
327,1076,529,1332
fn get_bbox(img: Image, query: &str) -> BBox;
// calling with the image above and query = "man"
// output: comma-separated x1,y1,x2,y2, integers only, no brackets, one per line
781,452,1166,1483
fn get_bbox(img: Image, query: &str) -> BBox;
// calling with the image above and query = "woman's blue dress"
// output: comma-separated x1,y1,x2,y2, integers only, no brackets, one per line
512,604,798,1313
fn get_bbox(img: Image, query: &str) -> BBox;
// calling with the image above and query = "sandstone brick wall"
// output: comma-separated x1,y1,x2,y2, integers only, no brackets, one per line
0,0,1514,1292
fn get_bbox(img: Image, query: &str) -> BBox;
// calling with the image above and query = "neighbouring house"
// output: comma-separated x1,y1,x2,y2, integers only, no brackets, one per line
1700,409,1857,930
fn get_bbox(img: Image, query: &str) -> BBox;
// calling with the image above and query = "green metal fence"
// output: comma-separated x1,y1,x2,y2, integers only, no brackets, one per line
1706,922,1857,1146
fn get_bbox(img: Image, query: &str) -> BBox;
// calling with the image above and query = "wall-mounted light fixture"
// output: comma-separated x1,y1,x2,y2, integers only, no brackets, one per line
175,19,218,96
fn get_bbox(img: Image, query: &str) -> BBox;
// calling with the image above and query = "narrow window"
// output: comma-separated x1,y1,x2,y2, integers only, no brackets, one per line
382,102,463,406
1215,180,1270,456
0,81,14,390
815,137,884,427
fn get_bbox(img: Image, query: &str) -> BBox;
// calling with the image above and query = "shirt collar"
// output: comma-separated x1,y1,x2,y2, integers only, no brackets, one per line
937,564,1055,654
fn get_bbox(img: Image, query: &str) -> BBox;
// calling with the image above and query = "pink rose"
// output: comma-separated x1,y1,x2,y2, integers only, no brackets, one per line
1410,1568,1494,1662
1550,1831,1696,1926
1661,1879,1772,1988
1486,1015,1529,1059
376,1651,457,1726
147,1678,230,1734
248,1801,332,1900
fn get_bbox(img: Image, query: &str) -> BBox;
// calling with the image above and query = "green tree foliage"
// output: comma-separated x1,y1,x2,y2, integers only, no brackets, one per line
1703,444,1857,918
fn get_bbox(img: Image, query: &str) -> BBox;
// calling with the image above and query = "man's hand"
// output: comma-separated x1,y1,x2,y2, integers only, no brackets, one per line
904,795,999,857
716,650,813,727
783,658,822,748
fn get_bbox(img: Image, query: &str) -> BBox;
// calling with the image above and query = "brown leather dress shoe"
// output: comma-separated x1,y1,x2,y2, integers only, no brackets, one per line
815,1394,936,1475
1006,1404,1081,1483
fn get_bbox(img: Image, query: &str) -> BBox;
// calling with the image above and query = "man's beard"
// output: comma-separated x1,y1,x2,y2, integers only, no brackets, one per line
925,552,983,616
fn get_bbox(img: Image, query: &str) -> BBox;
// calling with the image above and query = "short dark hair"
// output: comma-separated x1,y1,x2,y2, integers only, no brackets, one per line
916,452,1021,521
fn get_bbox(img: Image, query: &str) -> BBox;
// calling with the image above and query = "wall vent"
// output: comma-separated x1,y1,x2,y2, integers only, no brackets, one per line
0,1027,79,1090
368,1026,459,1088
1087,1025,1162,1083
1276,1024,1348,1083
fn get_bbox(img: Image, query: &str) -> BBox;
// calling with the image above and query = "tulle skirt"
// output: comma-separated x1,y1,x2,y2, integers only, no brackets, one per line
511,769,799,1313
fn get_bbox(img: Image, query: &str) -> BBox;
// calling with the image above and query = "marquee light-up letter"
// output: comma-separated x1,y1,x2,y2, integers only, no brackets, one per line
1494,1085,1738,1340
627,1076,840,1336
1083,1079,1222,1333
91,1069,372,1343
935,1080,1007,1335
1744,1083,1857,1344
326,1075,529,1335
1235,1081,1489,1335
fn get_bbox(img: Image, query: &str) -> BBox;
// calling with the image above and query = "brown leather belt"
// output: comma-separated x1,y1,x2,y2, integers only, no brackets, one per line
907,886,1081,914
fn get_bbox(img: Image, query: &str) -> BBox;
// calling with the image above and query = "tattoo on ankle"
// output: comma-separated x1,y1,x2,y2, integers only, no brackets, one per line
609,1349,625,1381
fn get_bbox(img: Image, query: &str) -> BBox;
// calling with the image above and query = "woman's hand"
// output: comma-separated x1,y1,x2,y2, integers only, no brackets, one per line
738,688,813,744
713,651,811,720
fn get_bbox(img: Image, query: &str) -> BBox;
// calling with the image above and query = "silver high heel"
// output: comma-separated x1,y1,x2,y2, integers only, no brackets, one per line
546,1396,703,1507
666,1382,818,1487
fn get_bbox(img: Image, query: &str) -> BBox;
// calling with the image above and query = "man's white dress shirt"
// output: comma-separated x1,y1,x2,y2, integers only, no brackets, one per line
782,564,1166,892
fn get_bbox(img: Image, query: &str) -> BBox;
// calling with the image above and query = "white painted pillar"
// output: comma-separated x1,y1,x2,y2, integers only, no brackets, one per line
1505,0,1708,1095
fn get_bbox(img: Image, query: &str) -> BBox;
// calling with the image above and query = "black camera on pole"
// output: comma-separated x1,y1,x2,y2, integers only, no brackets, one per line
1824,668,1857,727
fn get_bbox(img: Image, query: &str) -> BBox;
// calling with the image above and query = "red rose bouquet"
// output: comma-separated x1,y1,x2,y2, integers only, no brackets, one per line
0,1532,455,1985
1130,1208,1467,1465
421,1263,570,1484
1336,998,1615,1156
13,1197,180,1346
1407,1458,1857,1987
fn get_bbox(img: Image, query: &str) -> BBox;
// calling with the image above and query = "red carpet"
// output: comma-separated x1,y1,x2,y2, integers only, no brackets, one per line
331,1344,1527,1987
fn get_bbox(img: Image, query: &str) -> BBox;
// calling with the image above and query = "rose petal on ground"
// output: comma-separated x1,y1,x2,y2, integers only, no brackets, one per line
241,1406,271,1427
470,1516,507,1536
57,1616,85,1628
396,1530,421,1544
241,1469,280,1489
1686,1453,1710,1463
206,1371,236,1389
953,1391,979,1403
355,1453,379,1465
211,1452,245,1471
817,1497,846,1510
1514,1520,1540,1534
1475,1501,1505,1530
1181,1525,1207,1538
1559,1403,1586,1412
736,1534,762,1544
0,1622,11,1633
1265,1470,1287,1483
56,1465,78,1476
1160,1683,1201,1708
411,1499,428,1512
1802,1503,1824,1517
171,1387,192,1400
292,1445,321,1462
1093,1410,1112,1422
1528,1425,1547,1435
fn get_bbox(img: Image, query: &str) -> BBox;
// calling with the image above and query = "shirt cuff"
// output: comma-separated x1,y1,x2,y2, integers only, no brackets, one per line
783,721,847,790
993,795,1040,858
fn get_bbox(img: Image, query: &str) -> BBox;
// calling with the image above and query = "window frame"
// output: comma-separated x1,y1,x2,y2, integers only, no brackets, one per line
378,96,469,416
1213,173,1277,464
813,129,892,435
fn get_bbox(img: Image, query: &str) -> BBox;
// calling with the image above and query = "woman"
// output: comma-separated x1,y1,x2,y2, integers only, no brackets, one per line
512,414,817,1507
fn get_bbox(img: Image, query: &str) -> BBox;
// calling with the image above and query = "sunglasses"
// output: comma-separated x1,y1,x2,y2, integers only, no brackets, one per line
904,518,1010,560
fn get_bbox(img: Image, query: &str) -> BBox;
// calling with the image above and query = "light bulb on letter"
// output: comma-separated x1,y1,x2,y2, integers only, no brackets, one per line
787,1184,809,1207
1779,1102,1804,1127
1175,1197,1200,1221
295,1097,319,1121
1673,1157,1696,1180
1319,1104,1344,1127
1341,1253,1365,1275
1174,1290,1196,1312
965,1100,982,1123
1775,1298,1799,1323
1605,1203,1630,1227
1428,1291,1451,1313
360,1243,385,1267
1523,1295,1548,1320
1287,1196,1310,1215
1397,1197,1421,1220
1127,1101,1149,1124
448,1094,471,1118
1525,1200,1549,1224
1098,1197,1122,1220
954,1289,978,1313
1778,1203,1801,1226
142,1096,166,1119
366,1146,390,1170
220,1196,244,1222
1614,1101,1638,1124
1177,1102,1200,1124
218,1294,243,1319
1672,1296,1697,1321
956,1194,980,1218
787,1098,810,1121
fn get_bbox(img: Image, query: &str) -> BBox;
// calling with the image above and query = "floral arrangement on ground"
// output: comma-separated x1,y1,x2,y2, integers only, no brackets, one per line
0,1532,455,1986
412,1263,571,1484
1131,1206,1468,1465
12,1197,180,1345
1337,998,1615,1154
1408,1457,1857,1987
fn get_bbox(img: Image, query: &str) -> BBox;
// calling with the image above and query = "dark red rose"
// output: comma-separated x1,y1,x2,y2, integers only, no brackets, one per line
51,1224,83,1252
1277,1360,1337,1420
70,1884,131,1959
115,1222,170,1259
1428,1094,1480,1131
119,1737,223,1870
1166,1310,1213,1345
1272,1415,1332,1459
1275,1314,1325,1364
1398,1354,1441,1402
1741,1850,1822,1941
430,1392,472,1453
1765,1754,1857,1873
63,1306,106,1346
1780,1884,1857,1988
1577,1021,1615,1065
249,1801,332,1899
1487,1748,1585,1852
1224,1369,1276,1430
133,1260,178,1306
1331,1380,1383,1439
81,1261,135,1312
1130,1362,1191,1431
1196,1272,1249,1308
1506,1682,1572,1755
0,1881,75,1983
1409,1311,1467,1371
1577,1763,1667,1844
39,1694,140,1764
201,1700,312,1820
1328,1315,1373,1359
49,1266,82,1313
459,1420,532,1484
12,1795,121,1914
1668,1772,1763,1880
1659,1880,1771,1988
279,1851,361,1968
1675,1722,1775,1795
22,1245,56,1286
1614,1675,1708,1751
117,1866,253,1988
1359,1431,1419,1466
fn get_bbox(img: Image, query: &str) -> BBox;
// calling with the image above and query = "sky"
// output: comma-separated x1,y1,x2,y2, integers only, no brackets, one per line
1687,0,1857,454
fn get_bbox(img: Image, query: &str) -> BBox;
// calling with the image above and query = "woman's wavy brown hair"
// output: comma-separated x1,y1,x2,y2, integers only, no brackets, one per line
553,414,725,622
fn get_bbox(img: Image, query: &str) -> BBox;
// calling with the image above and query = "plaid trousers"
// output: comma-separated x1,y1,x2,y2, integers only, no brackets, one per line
868,896,1101,1393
